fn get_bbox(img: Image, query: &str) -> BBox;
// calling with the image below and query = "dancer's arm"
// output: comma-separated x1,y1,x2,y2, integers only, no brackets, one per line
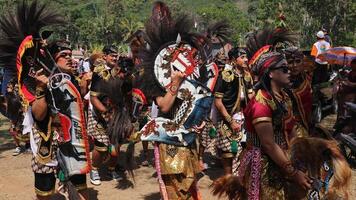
90,95,107,113
156,70,184,113
90,72,107,113
255,122,312,190
32,69,48,121
214,98,240,132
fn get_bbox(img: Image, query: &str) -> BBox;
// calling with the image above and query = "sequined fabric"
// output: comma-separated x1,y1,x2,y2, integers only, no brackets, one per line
158,143,200,199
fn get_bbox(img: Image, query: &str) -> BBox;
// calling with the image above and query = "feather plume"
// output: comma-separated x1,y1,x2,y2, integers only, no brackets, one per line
0,0,65,76
245,27,297,61
206,21,231,44
138,1,211,99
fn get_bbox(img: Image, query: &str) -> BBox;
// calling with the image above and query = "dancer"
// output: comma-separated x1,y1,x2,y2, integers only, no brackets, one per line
284,47,312,136
88,45,122,185
137,2,225,199
214,47,253,175
213,28,312,199
0,2,90,199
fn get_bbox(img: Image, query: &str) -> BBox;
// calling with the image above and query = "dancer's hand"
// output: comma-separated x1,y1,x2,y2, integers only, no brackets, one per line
230,121,242,133
35,69,49,89
171,67,185,86
294,170,312,190
193,121,206,134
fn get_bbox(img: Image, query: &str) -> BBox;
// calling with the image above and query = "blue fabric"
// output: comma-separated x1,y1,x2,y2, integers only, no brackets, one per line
183,96,213,128
1,68,16,95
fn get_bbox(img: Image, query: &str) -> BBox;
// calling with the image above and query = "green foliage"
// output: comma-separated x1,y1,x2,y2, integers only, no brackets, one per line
0,0,355,51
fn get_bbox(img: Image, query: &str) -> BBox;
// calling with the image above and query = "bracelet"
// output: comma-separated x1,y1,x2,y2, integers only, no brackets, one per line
35,87,46,99
283,161,297,177
225,115,233,124
168,84,179,95
35,94,45,99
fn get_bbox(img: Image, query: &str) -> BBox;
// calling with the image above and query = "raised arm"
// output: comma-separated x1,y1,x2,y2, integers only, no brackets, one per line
155,69,184,113
32,69,49,121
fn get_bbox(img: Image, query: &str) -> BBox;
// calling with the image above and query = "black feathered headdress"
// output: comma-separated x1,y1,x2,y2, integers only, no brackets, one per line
246,27,296,78
137,1,230,99
0,0,65,104
206,21,231,46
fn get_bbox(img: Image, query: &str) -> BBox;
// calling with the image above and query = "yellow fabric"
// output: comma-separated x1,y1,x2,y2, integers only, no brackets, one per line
159,143,200,198
159,144,200,176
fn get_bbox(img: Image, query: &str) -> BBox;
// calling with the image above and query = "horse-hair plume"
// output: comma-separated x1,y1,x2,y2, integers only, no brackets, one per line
212,174,245,200
97,77,133,145
290,137,351,199
0,0,65,75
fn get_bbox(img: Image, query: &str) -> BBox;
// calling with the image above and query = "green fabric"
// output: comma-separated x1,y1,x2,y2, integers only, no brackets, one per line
231,140,238,153
58,170,65,182
209,127,217,138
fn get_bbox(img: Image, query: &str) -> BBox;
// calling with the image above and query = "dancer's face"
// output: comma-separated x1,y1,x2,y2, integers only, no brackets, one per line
55,50,73,74
287,57,303,76
104,53,118,68
269,65,291,87
235,54,248,69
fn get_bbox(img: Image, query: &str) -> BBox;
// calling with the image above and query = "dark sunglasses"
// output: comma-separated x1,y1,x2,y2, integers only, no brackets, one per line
272,65,289,73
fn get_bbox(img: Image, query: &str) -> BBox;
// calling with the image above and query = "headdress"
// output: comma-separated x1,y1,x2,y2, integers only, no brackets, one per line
246,27,296,79
48,40,72,57
138,1,229,146
102,45,118,55
228,47,247,60
0,0,65,104
138,1,230,99
246,28,296,113
283,46,304,60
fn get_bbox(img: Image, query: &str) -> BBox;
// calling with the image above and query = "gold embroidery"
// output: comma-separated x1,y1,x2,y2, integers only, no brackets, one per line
93,59,111,81
222,69,235,82
90,91,100,97
252,117,272,125
214,92,224,98
255,90,276,110
35,188,55,196
159,144,200,176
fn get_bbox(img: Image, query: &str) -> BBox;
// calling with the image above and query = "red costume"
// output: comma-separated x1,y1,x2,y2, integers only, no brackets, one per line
290,73,312,132
238,88,295,199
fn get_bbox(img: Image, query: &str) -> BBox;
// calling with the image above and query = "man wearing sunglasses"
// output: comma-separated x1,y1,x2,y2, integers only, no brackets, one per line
284,47,312,136
31,40,89,200
214,47,254,175
237,49,312,198
88,45,121,185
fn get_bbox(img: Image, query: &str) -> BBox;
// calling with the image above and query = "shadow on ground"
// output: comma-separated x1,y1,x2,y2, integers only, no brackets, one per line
143,192,161,200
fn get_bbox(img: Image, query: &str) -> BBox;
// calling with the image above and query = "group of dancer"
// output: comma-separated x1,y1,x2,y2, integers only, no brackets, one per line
0,1,353,200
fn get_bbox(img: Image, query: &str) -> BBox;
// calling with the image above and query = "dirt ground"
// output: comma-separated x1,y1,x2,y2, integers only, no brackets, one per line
0,114,355,200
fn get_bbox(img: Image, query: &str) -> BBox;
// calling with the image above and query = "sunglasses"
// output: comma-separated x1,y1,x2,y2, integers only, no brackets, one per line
272,65,289,73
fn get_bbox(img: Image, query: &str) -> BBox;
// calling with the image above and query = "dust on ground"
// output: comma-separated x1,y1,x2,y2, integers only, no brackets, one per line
0,114,355,200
